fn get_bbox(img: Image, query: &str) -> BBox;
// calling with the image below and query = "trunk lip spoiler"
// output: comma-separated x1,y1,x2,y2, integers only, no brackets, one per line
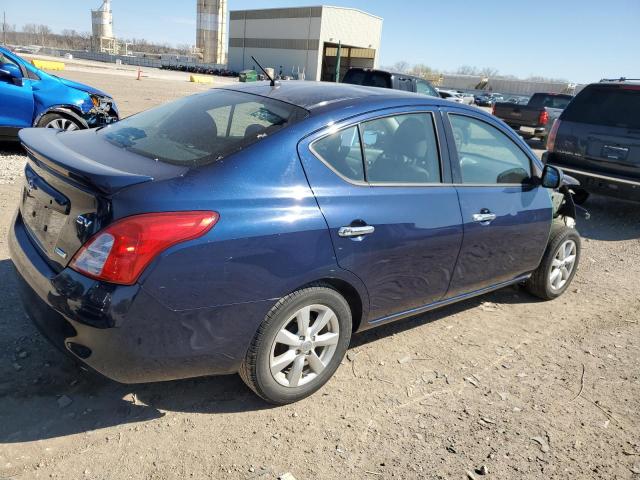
19,128,155,195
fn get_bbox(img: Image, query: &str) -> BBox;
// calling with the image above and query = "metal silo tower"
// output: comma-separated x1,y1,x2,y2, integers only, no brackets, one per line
91,0,118,54
196,0,228,65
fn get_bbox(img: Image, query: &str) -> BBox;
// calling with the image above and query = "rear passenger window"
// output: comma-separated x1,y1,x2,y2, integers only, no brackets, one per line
449,115,531,184
362,113,441,184
312,126,365,182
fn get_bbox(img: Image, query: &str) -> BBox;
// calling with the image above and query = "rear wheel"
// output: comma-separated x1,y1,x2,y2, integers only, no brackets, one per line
37,113,82,132
525,224,581,300
239,286,352,404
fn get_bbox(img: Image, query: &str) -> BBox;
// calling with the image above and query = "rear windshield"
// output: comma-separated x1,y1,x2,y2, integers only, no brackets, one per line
528,93,573,109
99,89,308,166
562,85,640,130
343,70,392,89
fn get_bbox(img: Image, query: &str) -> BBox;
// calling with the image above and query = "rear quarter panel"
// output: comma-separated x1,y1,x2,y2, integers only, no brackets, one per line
111,127,369,316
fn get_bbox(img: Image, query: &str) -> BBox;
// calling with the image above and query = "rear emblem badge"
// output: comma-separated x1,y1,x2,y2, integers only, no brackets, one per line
76,215,93,229
55,247,68,259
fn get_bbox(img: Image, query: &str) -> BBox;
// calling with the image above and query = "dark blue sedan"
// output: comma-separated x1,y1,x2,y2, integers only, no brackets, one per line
9,81,581,404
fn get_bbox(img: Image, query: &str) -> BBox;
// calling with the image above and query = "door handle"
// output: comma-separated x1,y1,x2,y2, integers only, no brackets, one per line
472,212,497,225
338,225,375,238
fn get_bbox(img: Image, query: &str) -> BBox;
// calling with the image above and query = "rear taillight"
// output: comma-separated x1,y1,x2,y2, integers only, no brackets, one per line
70,211,218,285
546,119,561,152
539,110,549,126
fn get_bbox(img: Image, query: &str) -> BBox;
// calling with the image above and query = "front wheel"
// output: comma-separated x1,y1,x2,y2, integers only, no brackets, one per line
239,286,352,404
37,113,82,131
525,224,581,300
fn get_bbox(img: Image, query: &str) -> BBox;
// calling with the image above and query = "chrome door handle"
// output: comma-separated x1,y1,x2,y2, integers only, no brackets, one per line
472,212,497,224
338,225,375,238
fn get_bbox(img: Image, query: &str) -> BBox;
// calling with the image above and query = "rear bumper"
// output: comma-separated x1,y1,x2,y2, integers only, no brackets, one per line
9,211,272,383
550,165,640,201
505,123,547,136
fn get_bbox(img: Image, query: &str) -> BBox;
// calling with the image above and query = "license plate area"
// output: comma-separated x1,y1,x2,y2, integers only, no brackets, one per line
21,166,70,256
601,144,629,161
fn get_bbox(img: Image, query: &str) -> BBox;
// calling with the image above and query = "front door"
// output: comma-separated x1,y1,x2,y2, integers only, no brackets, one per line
0,51,34,129
298,108,463,322
443,109,552,297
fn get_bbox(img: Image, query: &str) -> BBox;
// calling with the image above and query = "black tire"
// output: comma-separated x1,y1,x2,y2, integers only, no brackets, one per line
525,223,581,300
571,188,590,205
37,113,83,131
239,286,352,405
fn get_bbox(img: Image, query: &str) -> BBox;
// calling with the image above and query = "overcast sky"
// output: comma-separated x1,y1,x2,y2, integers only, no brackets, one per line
3,0,639,83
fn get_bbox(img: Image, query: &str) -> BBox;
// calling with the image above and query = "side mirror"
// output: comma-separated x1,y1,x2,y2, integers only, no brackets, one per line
541,164,563,189
0,63,23,86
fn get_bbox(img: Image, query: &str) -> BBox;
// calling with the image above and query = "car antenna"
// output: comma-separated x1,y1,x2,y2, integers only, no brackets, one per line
252,56,277,87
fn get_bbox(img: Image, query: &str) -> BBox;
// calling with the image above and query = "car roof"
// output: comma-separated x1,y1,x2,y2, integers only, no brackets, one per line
221,81,440,112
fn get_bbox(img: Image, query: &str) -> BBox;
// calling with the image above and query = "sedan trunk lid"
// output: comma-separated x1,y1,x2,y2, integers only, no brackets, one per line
18,128,188,271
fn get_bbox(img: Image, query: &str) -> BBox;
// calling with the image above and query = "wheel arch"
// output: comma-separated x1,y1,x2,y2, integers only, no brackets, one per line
296,276,368,333
33,106,89,129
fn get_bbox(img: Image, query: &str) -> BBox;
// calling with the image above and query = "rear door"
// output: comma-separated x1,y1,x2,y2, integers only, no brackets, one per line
298,107,463,322
442,108,552,296
553,84,640,179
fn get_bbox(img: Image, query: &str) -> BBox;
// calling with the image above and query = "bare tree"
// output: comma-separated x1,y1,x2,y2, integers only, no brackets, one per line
411,63,435,78
456,65,478,76
392,61,410,73
36,24,52,46
479,67,499,77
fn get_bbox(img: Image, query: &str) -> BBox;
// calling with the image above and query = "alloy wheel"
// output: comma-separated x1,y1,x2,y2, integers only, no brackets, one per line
549,239,577,291
45,118,79,131
269,304,340,388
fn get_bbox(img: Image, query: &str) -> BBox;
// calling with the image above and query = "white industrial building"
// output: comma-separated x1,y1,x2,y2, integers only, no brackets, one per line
228,6,382,81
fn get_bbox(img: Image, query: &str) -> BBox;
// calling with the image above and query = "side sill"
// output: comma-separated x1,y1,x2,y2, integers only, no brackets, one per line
367,274,531,327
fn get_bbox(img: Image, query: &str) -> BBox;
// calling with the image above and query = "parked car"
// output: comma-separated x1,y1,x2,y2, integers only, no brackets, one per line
10,82,581,404
0,47,119,141
342,67,439,97
545,79,640,204
474,92,503,106
493,93,573,147
455,90,476,105
438,89,464,103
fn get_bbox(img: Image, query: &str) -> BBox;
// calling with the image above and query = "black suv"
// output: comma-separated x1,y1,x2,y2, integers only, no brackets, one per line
342,68,439,98
545,79,640,204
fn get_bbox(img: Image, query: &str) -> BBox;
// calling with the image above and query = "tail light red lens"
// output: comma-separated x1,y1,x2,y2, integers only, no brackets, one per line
539,110,549,125
70,211,219,285
546,119,561,152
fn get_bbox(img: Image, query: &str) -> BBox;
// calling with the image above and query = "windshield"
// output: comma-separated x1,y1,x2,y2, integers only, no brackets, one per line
99,89,308,166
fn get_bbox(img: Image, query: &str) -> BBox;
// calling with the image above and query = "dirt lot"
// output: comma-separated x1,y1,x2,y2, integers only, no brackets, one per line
1,65,639,480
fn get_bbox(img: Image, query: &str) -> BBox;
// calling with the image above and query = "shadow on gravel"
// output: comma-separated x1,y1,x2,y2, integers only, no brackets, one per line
575,194,640,241
0,141,24,155
350,284,537,350
0,259,271,445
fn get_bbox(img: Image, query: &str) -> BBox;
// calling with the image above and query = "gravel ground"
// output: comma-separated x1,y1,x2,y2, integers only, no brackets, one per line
0,66,639,480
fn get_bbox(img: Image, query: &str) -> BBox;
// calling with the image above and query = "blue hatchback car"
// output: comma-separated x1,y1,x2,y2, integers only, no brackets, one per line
0,46,118,141
9,81,581,404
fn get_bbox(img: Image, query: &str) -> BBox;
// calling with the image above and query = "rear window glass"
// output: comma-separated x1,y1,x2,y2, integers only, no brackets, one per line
343,69,367,85
99,90,308,166
367,73,392,88
528,94,572,109
562,86,640,129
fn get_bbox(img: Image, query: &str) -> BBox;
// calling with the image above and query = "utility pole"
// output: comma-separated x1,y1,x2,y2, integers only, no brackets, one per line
335,40,341,83
2,11,6,46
